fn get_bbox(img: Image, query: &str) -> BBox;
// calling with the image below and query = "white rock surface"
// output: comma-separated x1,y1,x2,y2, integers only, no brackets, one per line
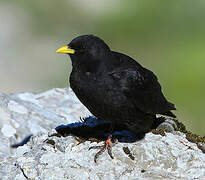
0,88,204,180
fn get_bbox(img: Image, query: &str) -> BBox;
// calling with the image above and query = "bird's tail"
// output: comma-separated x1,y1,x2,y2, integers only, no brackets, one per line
161,111,176,118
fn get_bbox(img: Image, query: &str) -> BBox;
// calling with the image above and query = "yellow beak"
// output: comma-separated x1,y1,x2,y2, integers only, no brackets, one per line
56,45,75,54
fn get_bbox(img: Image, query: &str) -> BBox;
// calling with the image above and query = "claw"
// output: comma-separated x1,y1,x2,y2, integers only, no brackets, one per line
93,146,107,163
89,145,105,150
107,145,114,159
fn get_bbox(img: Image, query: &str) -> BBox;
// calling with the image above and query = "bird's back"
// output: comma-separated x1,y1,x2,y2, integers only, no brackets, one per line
111,51,176,115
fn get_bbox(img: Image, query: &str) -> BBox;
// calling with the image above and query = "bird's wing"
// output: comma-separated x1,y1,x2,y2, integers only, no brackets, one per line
108,68,175,115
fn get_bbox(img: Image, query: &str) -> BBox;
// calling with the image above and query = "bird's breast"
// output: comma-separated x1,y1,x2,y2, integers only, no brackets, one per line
69,70,129,119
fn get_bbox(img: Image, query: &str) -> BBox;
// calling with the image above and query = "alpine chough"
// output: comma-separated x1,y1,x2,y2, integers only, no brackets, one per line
56,35,176,162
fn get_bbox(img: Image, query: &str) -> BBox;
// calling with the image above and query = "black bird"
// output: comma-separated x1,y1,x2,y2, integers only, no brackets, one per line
56,35,176,161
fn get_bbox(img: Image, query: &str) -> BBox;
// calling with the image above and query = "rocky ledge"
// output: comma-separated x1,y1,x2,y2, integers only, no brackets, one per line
0,88,204,179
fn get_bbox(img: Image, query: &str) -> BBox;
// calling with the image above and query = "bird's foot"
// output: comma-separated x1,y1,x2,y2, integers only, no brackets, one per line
89,135,118,163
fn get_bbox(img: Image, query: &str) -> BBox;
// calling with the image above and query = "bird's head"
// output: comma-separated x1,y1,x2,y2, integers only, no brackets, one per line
56,35,110,65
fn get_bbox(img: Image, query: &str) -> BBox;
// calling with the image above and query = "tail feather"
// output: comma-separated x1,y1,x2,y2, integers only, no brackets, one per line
168,102,176,110
160,111,176,118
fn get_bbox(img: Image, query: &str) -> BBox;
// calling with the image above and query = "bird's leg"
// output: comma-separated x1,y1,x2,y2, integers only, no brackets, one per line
89,122,119,162
89,135,116,163
106,135,114,159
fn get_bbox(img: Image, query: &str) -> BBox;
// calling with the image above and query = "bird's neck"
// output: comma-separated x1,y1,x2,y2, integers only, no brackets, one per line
71,54,118,74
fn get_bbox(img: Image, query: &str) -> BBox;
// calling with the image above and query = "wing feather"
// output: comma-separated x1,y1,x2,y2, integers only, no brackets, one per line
109,68,175,115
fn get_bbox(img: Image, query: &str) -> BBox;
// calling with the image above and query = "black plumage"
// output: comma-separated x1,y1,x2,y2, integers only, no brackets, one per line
57,34,176,135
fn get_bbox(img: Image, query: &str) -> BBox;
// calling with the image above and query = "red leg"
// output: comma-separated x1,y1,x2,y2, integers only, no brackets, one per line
89,135,117,162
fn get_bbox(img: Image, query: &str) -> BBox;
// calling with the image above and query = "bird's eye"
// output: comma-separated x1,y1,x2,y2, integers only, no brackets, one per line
76,45,86,53
75,44,83,50
79,44,86,51
69,43,86,54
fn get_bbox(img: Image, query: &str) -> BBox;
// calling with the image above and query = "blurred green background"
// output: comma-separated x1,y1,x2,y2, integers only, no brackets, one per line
0,0,204,135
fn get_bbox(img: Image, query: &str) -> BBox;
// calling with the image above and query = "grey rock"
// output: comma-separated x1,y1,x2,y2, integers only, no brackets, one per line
155,115,178,132
0,88,205,180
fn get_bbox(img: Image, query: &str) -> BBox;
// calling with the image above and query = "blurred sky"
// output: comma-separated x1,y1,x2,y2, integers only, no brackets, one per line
0,0,204,135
